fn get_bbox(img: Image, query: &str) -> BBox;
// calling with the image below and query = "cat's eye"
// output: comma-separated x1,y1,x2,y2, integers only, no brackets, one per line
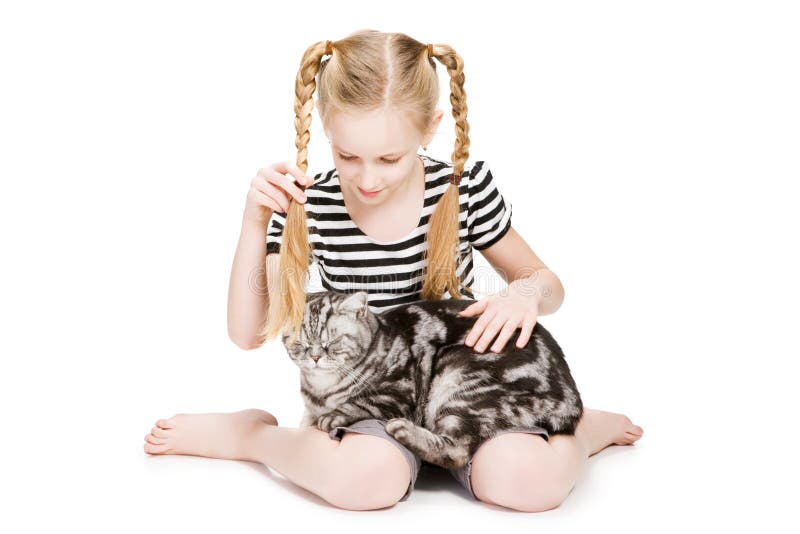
323,335,344,350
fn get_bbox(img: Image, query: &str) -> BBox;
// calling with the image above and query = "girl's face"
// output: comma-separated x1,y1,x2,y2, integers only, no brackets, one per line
324,107,429,206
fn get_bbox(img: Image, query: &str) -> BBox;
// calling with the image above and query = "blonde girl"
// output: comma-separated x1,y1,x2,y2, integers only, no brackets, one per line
144,29,643,512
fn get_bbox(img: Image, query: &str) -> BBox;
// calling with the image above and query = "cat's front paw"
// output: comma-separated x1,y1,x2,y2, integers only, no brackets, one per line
385,418,414,441
316,411,353,433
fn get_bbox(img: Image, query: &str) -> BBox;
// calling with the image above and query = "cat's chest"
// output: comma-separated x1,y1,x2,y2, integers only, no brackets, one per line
302,380,355,412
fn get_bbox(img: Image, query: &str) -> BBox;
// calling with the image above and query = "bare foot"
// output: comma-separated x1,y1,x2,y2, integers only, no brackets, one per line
143,408,278,462
575,408,644,457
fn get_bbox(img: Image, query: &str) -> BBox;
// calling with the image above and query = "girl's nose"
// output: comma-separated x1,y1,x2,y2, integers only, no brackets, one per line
357,175,382,189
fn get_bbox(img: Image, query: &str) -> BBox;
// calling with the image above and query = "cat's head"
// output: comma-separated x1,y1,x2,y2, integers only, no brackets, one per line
281,290,378,374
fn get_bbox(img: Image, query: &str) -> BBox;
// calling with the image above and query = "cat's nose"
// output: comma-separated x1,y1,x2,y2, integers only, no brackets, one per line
310,354,321,363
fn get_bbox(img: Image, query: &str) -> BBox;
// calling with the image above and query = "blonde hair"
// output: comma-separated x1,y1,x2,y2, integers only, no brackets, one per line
261,29,473,344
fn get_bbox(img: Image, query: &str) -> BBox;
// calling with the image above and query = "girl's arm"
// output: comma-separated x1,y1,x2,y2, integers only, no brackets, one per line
459,226,565,353
228,161,312,349
478,226,565,315
227,214,277,350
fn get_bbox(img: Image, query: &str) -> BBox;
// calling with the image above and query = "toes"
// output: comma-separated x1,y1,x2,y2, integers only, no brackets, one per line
151,426,168,438
156,418,174,429
619,416,643,436
622,430,642,444
145,433,166,445
143,441,169,455
625,425,644,438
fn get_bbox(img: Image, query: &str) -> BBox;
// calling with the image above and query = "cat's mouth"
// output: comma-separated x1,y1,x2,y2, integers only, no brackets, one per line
306,360,333,371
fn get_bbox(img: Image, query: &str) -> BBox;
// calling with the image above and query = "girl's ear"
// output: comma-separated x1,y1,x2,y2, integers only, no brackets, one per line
423,109,445,147
432,108,445,129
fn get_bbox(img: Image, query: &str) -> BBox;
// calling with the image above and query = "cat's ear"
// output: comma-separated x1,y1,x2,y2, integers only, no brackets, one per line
339,291,370,319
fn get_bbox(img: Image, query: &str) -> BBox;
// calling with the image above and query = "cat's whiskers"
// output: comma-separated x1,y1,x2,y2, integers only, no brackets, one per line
336,362,380,397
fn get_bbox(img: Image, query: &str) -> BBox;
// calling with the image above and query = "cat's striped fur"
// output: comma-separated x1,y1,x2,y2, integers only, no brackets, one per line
282,290,584,470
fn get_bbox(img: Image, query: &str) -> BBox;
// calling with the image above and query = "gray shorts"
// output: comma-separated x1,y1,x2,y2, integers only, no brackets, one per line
328,418,549,502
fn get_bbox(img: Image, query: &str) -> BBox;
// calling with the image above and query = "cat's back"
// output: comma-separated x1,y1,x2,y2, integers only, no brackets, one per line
380,297,476,333
383,297,474,320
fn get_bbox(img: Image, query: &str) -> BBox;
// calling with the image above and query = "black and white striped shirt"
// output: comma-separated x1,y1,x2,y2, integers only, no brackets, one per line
266,154,512,313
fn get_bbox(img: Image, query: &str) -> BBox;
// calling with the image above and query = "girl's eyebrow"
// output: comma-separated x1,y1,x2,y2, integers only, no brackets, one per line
332,144,404,158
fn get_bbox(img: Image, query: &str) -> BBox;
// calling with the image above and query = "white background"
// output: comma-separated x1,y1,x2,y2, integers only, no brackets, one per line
2,0,798,532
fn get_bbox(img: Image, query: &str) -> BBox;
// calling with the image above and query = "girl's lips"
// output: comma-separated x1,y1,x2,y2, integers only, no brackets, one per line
358,186,383,196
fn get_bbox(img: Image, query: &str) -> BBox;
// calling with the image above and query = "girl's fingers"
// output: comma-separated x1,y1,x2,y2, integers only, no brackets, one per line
465,307,496,347
280,160,314,187
491,320,520,353
252,189,285,213
515,312,538,348
474,314,506,353
276,172,308,203
260,168,308,203
254,178,283,201
459,298,488,316
258,182,290,212
261,161,313,186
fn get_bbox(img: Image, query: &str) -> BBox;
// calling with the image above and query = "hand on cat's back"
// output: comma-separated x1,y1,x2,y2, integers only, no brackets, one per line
459,278,541,354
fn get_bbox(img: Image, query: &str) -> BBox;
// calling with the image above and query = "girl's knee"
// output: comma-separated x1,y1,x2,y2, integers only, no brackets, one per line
488,461,573,511
322,434,411,510
471,434,572,512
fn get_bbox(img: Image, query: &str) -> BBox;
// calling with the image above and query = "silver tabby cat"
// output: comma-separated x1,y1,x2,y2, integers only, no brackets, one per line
282,290,583,470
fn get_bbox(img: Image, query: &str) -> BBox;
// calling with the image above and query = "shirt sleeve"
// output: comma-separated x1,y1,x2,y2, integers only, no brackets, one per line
466,161,513,250
265,209,287,255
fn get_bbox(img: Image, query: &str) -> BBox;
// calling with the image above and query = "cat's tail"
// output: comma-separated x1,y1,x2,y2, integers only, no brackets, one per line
384,418,471,470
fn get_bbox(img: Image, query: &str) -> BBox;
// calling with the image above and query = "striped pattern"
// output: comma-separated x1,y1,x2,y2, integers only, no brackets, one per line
266,154,513,313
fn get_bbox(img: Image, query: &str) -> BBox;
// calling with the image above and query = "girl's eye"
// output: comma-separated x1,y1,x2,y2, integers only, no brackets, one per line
337,153,400,165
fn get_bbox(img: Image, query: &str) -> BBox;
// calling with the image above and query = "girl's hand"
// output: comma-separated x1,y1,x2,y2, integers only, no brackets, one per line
243,161,313,224
459,279,541,353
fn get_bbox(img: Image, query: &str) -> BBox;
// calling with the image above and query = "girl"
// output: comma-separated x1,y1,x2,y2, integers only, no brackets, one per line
143,30,643,512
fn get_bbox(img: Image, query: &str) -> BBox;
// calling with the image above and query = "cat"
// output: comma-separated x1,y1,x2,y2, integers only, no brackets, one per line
281,289,584,470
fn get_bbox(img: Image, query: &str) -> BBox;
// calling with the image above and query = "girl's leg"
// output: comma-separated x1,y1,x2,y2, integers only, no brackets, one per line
469,408,643,512
143,409,412,510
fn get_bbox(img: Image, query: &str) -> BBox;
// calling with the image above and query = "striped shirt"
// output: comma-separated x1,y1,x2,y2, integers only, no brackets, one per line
266,154,513,313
